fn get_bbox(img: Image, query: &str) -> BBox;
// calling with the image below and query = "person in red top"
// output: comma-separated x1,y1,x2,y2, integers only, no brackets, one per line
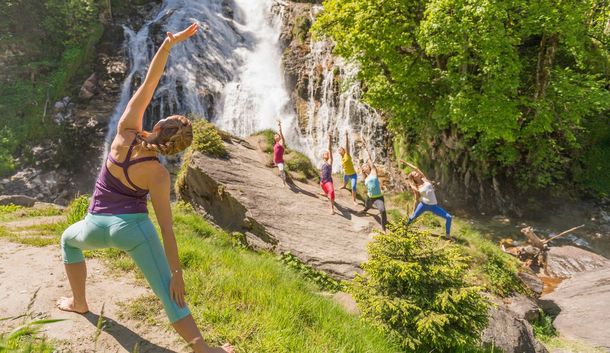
273,121,286,186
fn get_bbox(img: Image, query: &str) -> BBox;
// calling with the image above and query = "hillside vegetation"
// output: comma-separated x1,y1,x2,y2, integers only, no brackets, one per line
313,0,610,203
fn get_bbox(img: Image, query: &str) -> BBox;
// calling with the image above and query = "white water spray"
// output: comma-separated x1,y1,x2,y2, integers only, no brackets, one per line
104,0,384,173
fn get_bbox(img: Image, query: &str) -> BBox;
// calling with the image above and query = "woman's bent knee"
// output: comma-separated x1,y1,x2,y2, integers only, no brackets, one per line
61,221,86,264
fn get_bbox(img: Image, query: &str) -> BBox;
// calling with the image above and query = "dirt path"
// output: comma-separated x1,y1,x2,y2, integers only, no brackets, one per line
0,238,186,352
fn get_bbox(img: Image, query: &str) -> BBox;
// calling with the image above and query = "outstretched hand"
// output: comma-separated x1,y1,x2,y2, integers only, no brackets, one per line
166,23,199,49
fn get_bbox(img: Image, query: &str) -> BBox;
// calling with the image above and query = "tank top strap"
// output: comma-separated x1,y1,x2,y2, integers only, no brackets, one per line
123,136,139,164
107,153,122,166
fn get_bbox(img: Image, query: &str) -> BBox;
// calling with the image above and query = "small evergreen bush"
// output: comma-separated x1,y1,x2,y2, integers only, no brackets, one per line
351,224,489,352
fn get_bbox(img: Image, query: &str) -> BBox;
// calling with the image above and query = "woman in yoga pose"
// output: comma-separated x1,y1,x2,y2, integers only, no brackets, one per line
403,160,452,239
320,133,336,214
358,144,387,232
338,131,358,205
57,24,233,353
273,120,287,186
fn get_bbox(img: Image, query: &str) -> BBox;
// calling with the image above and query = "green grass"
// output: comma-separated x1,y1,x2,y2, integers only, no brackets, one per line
0,204,63,222
2,199,399,351
92,203,401,352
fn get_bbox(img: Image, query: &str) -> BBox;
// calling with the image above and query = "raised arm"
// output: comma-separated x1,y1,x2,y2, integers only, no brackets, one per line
344,131,350,155
328,132,333,164
364,143,378,176
277,121,286,147
401,159,428,180
118,23,199,133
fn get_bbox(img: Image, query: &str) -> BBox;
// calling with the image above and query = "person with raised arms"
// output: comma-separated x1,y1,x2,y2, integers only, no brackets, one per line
338,131,358,205
357,144,388,232
273,120,287,187
320,133,336,214
403,160,453,240
57,23,233,353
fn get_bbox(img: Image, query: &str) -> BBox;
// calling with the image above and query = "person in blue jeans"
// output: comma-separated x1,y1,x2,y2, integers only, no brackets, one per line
402,160,453,239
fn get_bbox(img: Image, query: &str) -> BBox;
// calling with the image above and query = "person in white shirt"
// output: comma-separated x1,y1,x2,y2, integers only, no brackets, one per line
402,160,453,239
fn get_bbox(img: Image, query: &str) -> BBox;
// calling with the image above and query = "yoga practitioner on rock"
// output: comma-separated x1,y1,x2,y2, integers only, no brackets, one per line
273,121,287,187
403,160,453,240
320,133,336,214
338,131,358,205
357,144,387,232
57,23,233,353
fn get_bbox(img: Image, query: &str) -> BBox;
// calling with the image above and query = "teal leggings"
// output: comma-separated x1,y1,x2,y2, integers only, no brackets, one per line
61,213,191,323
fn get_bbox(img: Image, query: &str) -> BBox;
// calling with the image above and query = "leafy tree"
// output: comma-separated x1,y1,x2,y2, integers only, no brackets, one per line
313,0,610,204
351,224,489,351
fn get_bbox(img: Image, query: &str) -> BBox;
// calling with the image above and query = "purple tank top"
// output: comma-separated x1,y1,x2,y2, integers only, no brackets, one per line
89,138,159,215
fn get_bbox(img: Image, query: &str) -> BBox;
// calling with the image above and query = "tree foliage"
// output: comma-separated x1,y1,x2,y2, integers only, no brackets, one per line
351,225,489,351
313,0,610,202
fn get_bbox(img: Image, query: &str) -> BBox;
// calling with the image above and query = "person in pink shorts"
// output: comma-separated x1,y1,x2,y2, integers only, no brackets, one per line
273,121,286,186
320,133,336,214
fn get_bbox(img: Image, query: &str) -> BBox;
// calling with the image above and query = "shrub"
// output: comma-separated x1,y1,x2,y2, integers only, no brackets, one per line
66,194,90,225
285,150,319,182
351,224,489,352
191,120,228,158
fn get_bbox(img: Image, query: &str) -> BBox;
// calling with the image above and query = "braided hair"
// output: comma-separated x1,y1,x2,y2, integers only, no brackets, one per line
136,115,193,155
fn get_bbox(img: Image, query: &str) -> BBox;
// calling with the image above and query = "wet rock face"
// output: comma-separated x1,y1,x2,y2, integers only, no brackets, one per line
545,246,610,278
541,265,610,350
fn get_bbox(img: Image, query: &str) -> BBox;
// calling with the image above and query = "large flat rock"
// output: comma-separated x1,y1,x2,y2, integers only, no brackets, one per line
179,138,381,279
541,265,610,351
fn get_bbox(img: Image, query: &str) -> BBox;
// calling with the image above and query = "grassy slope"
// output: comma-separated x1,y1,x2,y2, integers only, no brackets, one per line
1,196,605,353
0,201,400,353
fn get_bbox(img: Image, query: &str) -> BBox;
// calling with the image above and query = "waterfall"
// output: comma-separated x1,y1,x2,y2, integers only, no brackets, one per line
104,0,384,173
299,33,386,171
215,0,299,141
104,0,245,153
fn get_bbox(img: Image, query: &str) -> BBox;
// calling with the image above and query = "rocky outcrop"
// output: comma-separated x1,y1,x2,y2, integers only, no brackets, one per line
0,195,36,207
545,245,610,278
482,300,548,353
178,138,379,279
518,271,544,297
0,3,151,204
540,265,610,351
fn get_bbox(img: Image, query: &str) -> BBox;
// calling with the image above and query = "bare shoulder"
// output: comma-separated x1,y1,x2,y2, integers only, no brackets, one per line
146,163,170,188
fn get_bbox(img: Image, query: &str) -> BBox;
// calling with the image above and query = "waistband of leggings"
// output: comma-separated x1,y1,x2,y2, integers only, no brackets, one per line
87,212,149,222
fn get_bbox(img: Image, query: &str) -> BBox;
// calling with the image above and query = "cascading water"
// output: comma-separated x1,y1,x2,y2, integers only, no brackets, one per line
104,0,299,152
300,35,386,170
215,1,299,141
104,0,384,174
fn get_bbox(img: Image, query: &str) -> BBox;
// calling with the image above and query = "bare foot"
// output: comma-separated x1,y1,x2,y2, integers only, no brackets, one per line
339,185,348,190
56,296,89,314
319,192,327,197
352,200,359,206
206,344,234,353
330,209,335,215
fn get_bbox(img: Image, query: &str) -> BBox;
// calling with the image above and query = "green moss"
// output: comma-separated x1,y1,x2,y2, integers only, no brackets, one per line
191,120,228,158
